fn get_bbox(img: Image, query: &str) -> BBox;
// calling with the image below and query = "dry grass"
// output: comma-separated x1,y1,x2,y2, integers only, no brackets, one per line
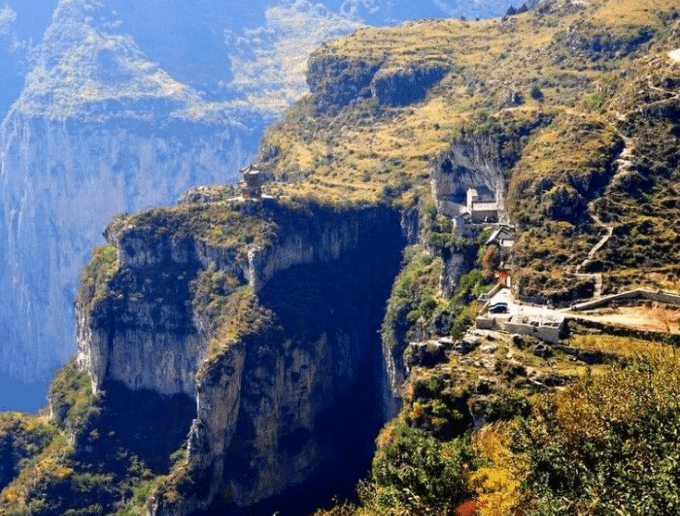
258,0,680,299
569,332,666,358
593,0,679,25
263,1,624,202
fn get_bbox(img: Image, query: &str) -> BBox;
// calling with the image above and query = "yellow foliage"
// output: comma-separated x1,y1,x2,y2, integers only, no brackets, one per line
544,348,680,445
1,485,19,504
570,333,663,358
469,424,529,516
408,401,424,421
54,466,74,479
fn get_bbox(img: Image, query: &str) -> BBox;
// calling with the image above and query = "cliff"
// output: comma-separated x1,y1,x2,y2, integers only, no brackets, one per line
71,197,405,514
262,0,680,300
0,0,264,396
0,114,256,389
0,0,520,410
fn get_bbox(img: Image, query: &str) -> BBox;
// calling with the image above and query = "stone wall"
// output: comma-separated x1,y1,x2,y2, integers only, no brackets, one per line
571,288,680,311
503,317,564,344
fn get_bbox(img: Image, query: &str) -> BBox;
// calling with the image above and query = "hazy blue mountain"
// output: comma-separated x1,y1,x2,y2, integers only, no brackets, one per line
0,0,518,411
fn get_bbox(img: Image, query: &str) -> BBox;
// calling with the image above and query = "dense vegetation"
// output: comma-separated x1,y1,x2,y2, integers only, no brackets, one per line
0,359,192,516
314,346,680,516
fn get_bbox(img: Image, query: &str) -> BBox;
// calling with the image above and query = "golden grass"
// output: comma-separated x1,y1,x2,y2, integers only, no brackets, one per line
593,0,679,26
258,0,680,298
271,181,379,204
569,332,665,356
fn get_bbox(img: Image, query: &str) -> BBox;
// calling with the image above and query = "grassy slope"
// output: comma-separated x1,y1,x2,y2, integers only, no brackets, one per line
254,2,680,513
262,0,680,296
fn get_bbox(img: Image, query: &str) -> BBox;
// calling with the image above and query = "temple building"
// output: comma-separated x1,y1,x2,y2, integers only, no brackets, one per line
465,186,498,223
239,164,265,200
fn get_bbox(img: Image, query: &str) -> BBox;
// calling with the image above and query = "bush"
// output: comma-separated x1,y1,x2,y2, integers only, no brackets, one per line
381,248,442,352
48,358,98,432
476,349,680,515
371,421,473,515
483,392,531,422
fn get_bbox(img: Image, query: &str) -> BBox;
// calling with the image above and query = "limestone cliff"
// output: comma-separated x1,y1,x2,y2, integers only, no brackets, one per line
74,197,404,514
307,51,447,111
430,114,550,221
6,2,680,514
0,0,266,394
0,115,253,393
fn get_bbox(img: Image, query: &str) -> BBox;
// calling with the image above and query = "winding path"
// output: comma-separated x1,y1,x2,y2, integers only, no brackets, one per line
575,135,635,298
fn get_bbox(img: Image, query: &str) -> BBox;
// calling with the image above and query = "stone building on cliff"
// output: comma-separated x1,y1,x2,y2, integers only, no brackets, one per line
240,164,265,200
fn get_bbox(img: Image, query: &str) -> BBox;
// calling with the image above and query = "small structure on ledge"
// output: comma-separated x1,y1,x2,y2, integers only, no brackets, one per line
486,224,515,286
239,164,265,200
464,186,498,223
475,312,566,344
486,224,515,259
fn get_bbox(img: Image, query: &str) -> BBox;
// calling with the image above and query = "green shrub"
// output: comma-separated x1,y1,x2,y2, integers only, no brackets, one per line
48,358,97,432
511,350,680,514
371,422,473,515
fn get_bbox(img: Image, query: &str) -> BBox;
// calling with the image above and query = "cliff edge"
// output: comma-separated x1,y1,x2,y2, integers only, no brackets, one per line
2,0,680,514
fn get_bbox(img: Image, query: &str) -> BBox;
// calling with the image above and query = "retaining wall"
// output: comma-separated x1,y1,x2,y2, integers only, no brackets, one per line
570,289,680,311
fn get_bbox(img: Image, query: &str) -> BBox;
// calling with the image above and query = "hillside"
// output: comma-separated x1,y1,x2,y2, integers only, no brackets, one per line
261,0,680,301
1,0,680,515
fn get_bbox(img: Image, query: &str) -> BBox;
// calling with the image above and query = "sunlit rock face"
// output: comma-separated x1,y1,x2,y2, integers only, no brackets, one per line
74,200,405,515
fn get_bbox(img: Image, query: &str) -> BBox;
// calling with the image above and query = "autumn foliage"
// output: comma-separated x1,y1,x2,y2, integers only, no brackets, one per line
455,500,484,516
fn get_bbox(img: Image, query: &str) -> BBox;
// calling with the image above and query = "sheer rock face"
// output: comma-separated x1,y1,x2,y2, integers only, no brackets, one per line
430,115,550,220
0,0,521,411
306,55,383,109
0,114,250,389
0,0,262,394
432,136,507,198
76,201,405,514
370,66,448,106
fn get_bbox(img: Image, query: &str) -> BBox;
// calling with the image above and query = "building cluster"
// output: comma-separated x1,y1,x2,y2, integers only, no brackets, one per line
486,224,514,286
476,304,566,344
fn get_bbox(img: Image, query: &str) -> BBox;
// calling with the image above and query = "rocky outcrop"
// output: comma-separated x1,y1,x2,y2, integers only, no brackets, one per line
307,55,384,109
307,53,447,110
430,115,550,218
76,199,405,514
0,113,253,394
438,245,477,298
541,184,588,222
558,22,655,61
75,234,205,397
370,66,447,106
431,134,509,218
